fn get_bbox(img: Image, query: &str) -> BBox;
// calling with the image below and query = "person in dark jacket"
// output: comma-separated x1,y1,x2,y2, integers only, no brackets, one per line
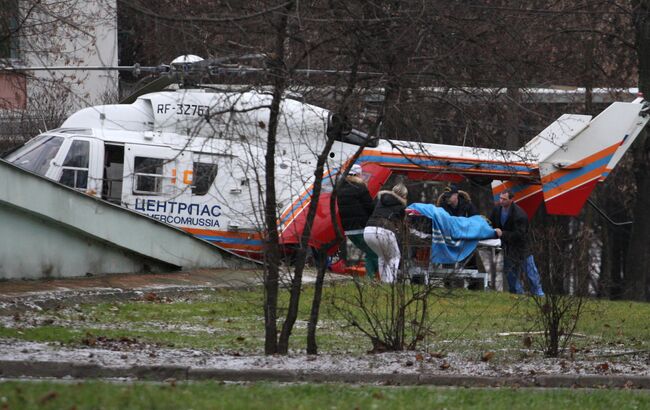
438,184,478,217
490,190,544,296
336,164,378,278
363,183,408,283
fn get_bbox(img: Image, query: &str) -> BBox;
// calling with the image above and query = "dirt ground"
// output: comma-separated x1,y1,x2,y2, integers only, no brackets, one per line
1,269,649,381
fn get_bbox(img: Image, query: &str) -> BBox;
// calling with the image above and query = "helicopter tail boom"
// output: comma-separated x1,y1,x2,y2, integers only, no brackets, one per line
490,98,649,216
539,99,648,215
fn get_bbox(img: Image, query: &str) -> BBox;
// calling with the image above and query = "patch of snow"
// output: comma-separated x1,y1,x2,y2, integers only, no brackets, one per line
1,339,649,377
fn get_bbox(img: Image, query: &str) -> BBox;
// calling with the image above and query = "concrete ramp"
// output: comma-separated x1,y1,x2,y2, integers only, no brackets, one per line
0,159,255,280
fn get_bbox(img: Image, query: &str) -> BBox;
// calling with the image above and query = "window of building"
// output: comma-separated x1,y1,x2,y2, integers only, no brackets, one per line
133,156,164,194
60,140,90,189
0,1,20,59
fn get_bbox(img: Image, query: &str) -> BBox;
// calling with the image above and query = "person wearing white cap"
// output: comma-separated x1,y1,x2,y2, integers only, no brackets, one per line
336,164,378,278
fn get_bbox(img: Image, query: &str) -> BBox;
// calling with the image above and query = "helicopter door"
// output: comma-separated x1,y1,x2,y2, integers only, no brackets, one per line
50,137,103,195
101,143,125,205
122,144,192,221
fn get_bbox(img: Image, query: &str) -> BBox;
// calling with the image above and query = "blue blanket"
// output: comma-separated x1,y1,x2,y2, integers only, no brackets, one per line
407,203,496,264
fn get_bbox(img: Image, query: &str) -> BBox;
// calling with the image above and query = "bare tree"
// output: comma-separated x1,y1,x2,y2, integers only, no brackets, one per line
261,2,294,354
526,224,591,357
625,0,650,301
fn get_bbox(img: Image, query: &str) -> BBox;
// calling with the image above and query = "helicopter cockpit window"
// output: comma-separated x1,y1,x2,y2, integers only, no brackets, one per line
6,135,64,176
326,113,378,148
59,140,90,190
192,162,218,196
339,129,378,147
133,157,165,195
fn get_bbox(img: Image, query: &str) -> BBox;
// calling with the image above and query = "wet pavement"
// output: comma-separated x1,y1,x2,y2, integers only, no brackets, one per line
0,269,262,298
0,268,346,312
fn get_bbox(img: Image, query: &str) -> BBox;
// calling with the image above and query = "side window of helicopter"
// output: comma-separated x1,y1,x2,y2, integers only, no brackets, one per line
133,157,165,194
59,140,90,190
192,162,218,196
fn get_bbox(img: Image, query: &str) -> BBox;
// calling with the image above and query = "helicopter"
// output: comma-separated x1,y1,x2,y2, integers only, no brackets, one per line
3,55,649,261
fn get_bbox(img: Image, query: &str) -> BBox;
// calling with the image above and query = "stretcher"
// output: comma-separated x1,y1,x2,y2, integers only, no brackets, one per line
407,239,501,289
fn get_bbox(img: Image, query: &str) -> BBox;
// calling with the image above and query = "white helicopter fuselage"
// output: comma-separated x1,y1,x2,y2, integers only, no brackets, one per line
5,89,364,258
6,87,648,259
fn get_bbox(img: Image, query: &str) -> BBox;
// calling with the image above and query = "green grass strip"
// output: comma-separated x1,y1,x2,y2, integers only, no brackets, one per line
1,381,650,409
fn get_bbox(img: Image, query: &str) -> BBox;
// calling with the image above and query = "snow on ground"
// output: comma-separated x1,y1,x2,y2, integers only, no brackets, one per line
1,338,649,378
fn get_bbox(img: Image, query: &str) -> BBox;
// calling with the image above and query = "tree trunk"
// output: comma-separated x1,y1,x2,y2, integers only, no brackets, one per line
505,87,520,150
625,129,650,300
278,39,364,354
601,221,630,299
263,1,294,354
277,119,337,354
625,0,650,301
382,76,404,139
306,251,328,354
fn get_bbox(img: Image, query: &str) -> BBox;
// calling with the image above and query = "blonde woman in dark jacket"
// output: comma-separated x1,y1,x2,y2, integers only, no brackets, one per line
336,164,378,278
363,184,408,283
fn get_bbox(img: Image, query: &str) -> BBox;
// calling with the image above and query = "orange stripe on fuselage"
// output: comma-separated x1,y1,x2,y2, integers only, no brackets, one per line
183,227,262,239
279,186,313,222
539,144,619,201
492,181,542,200
543,168,603,200
181,228,263,252
278,167,341,232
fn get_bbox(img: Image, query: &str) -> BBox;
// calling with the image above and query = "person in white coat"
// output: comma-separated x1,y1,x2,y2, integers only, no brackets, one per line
363,184,408,283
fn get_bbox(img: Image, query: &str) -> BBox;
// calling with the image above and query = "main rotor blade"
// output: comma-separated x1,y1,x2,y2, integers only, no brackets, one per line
120,76,174,104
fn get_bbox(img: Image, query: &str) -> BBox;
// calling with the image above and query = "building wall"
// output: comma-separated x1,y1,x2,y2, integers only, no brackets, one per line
1,0,118,148
20,0,119,111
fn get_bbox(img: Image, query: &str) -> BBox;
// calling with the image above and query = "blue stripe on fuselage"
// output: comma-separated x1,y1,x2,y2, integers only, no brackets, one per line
542,155,612,192
195,235,263,245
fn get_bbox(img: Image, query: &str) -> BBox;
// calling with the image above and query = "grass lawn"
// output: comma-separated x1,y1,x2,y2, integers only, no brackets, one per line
2,282,650,408
1,282,649,358
1,380,650,409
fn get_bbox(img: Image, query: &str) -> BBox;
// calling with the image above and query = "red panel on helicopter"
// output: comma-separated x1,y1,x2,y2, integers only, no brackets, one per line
279,164,392,253
543,178,599,216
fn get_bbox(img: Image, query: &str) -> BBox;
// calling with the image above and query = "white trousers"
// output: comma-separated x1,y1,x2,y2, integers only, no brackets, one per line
363,226,400,283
